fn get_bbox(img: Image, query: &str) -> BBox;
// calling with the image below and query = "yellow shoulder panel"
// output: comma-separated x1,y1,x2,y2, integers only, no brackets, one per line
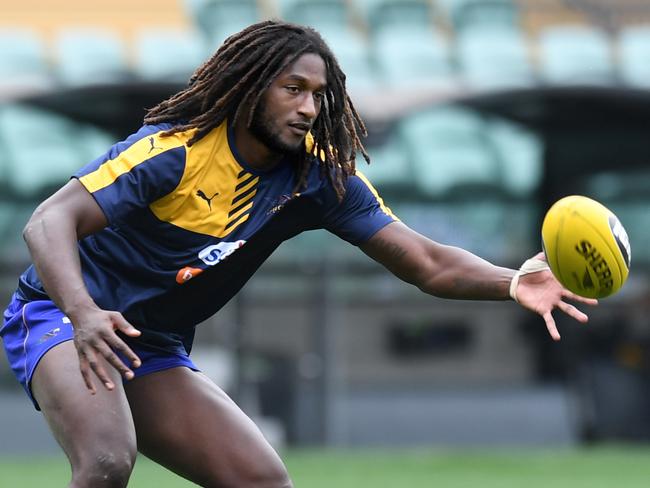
79,129,189,193
150,124,258,238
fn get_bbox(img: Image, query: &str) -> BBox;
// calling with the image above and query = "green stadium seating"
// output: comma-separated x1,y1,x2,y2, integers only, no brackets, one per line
449,0,520,33
191,0,261,46
372,27,454,89
0,28,51,90
318,29,379,93
538,25,615,85
361,133,413,194
398,106,501,198
455,27,535,90
133,27,208,82
0,104,84,198
76,125,118,164
53,28,131,86
279,0,350,32
618,24,650,88
356,0,436,34
485,117,543,198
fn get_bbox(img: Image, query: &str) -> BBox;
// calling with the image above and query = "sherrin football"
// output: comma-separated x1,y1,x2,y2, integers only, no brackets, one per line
541,195,631,299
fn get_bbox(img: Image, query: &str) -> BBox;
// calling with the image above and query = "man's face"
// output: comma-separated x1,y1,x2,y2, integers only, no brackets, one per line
249,53,327,154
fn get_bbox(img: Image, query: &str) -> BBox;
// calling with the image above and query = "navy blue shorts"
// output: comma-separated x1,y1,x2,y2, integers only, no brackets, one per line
1,293,199,410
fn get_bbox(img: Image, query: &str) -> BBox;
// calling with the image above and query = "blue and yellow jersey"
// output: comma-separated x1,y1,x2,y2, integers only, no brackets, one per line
16,121,397,353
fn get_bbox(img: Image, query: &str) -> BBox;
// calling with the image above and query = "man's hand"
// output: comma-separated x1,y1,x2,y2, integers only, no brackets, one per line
514,252,598,341
70,307,142,394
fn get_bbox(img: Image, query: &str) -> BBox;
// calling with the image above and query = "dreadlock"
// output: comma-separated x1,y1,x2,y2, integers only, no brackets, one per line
144,20,369,201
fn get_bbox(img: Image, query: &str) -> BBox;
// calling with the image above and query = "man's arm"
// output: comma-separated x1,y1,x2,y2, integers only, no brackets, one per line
23,178,141,392
360,221,597,340
360,221,514,299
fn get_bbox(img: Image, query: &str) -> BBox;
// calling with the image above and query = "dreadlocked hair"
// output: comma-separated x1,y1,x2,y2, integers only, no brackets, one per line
144,20,368,201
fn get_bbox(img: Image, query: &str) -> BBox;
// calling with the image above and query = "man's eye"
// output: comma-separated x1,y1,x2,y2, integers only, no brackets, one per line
286,86,300,93
314,92,324,101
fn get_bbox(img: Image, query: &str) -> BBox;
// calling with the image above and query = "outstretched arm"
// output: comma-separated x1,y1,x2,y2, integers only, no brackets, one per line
360,221,597,340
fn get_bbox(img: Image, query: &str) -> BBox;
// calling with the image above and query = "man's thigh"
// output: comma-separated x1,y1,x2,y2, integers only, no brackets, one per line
124,367,292,487
32,341,137,468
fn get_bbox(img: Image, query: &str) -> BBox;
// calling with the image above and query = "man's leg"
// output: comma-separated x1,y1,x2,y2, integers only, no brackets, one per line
32,341,137,488
125,367,292,488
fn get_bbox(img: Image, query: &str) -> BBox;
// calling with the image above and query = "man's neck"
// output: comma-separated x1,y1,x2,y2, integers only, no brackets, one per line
231,123,283,172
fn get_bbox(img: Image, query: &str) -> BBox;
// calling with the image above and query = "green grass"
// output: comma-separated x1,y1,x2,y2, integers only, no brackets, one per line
2,446,650,487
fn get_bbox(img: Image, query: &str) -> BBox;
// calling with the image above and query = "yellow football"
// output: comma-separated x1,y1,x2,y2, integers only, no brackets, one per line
541,195,631,298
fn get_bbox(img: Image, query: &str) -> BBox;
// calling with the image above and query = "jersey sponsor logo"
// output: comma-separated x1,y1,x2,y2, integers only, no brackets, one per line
196,189,220,210
198,240,246,266
148,136,163,154
176,266,204,284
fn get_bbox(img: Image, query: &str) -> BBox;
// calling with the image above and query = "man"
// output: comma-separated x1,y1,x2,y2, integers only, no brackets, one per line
1,20,595,487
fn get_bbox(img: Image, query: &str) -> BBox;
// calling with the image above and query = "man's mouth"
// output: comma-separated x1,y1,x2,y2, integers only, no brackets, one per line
288,122,310,135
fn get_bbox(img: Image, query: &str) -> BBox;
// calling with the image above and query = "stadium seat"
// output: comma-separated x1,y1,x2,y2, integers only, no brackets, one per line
0,104,83,198
192,0,261,46
398,106,501,198
537,25,615,85
356,0,436,34
449,0,520,33
278,0,351,33
318,29,379,94
455,27,535,90
618,24,650,88
53,28,131,86
361,133,413,194
133,27,208,82
0,28,51,90
485,117,543,198
76,125,118,164
373,27,455,89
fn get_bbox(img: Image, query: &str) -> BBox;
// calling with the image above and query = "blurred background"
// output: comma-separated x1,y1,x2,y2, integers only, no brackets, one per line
1,0,650,463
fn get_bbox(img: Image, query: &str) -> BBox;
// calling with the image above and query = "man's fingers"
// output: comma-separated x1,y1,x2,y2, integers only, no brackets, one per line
83,348,115,391
77,351,96,394
562,290,599,306
543,311,561,341
557,301,589,323
94,340,135,380
104,333,141,369
114,316,141,338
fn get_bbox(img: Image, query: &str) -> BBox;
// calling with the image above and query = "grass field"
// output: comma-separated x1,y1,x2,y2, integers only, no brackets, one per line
1,446,650,487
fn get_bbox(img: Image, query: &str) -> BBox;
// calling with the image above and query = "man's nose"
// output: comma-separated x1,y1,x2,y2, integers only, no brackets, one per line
298,93,317,119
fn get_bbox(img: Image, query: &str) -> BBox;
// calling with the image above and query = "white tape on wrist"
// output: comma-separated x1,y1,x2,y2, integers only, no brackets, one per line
509,258,550,303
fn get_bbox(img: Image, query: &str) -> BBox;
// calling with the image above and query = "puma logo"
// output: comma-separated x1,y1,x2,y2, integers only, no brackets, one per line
148,137,163,154
196,189,219,210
